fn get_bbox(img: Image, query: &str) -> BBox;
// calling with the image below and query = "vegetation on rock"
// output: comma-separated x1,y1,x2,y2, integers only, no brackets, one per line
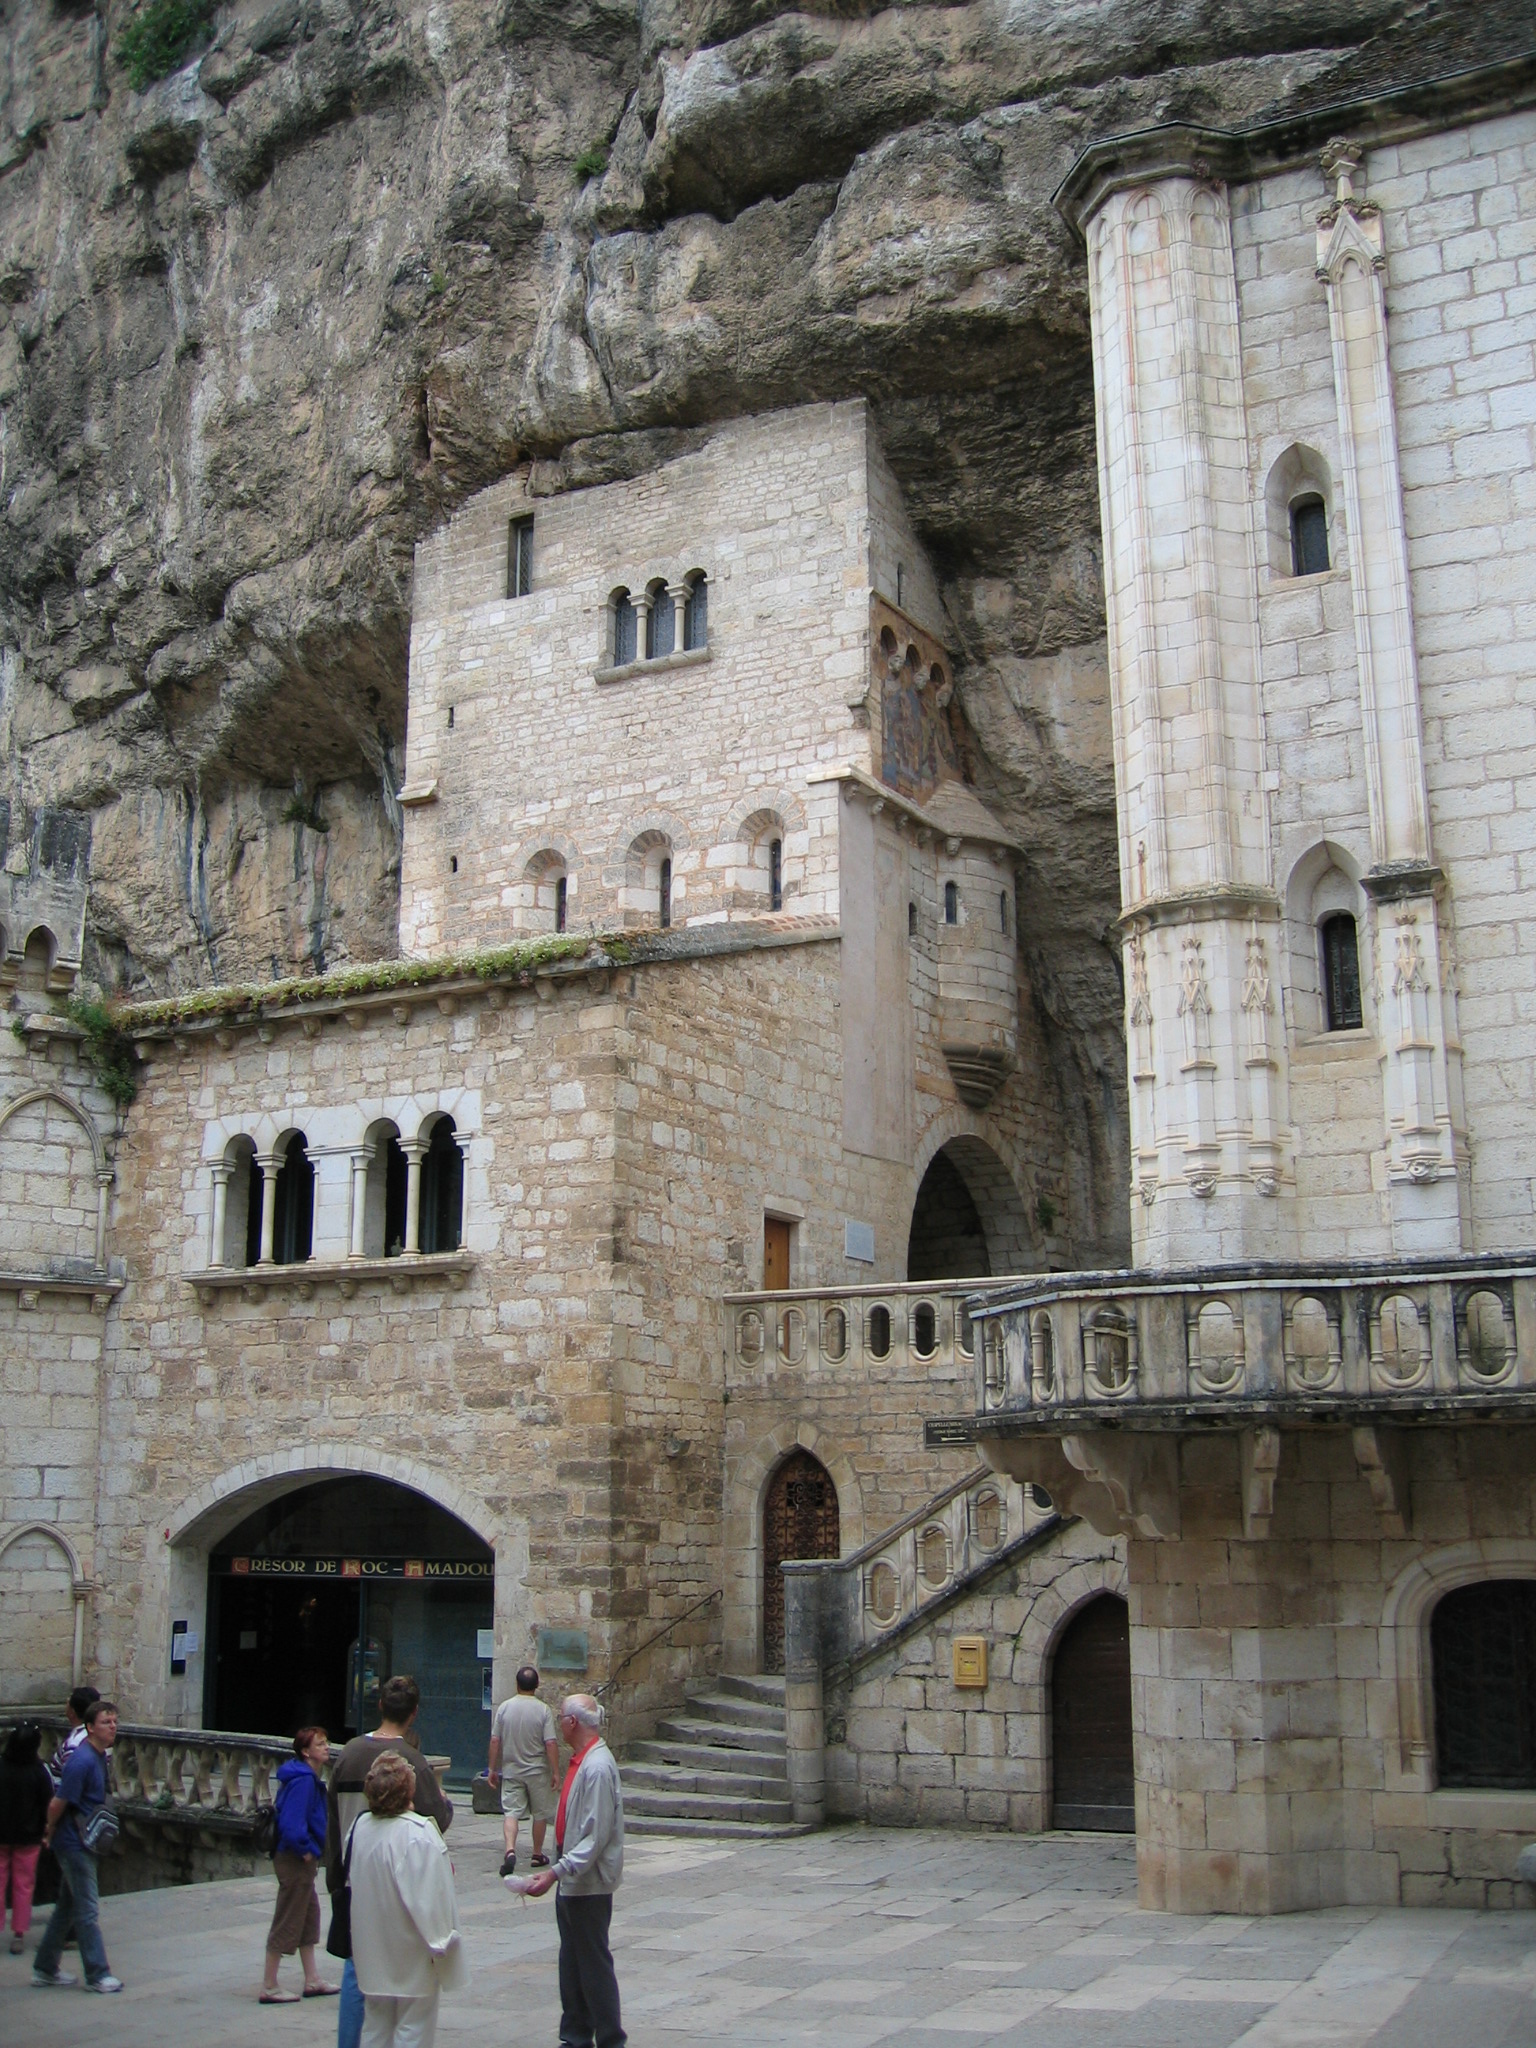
117,0,218,91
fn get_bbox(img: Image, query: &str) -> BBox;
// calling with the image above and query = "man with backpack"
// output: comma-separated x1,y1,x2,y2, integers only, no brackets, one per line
33,1698,122,1994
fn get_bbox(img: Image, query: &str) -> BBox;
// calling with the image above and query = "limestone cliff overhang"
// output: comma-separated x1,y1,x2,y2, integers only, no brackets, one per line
119,919,841,1050
810,766,1021,858
1053,46,1536,236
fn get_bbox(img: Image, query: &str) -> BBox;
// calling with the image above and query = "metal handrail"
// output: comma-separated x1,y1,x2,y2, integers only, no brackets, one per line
595,1587,722,1700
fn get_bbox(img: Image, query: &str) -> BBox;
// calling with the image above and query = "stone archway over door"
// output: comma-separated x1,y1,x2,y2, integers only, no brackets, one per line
763,1451,839,1674
1051,1594,1134,1831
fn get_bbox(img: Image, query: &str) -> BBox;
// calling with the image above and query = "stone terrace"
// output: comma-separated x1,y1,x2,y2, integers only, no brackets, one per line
12,1815,1536,2046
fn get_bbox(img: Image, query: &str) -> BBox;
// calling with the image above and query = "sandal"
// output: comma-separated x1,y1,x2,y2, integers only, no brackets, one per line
303,1984,341,1998
532,1854,551,1867
260,1990,302,2004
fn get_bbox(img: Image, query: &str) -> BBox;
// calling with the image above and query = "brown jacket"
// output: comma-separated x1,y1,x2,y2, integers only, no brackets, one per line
324,1733,452,1892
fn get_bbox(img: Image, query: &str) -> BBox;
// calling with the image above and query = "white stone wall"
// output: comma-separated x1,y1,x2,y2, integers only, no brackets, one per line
400,402,896,957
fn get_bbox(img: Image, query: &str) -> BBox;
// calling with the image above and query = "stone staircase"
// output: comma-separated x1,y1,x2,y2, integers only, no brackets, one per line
621,1673,804,1838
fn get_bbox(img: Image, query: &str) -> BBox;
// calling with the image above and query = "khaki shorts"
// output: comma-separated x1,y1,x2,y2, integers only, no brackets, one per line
501,1770,556,1822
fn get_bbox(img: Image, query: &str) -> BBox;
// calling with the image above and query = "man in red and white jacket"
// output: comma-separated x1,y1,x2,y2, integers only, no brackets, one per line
526,1696,625,2048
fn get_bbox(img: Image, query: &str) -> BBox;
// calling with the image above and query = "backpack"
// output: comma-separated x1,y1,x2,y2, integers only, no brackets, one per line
251,1802,278,1857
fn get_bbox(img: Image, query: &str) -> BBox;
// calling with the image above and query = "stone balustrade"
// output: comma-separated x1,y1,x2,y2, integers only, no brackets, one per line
948,1256,1536,1431
109,1721,293,1822
724,1280,983,1383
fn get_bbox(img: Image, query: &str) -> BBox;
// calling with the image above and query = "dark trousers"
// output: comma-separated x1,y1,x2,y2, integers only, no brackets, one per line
556,1891,625,2048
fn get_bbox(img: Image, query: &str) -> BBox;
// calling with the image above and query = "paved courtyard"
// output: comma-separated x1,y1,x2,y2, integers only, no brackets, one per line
6,1815,1535,2047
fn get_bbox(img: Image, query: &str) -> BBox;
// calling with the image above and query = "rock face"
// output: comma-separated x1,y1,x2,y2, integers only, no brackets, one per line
0,0,1466,1244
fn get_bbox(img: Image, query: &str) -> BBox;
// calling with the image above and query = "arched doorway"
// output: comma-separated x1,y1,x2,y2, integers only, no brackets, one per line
1051,1594,1134,1831
907,1135,1033,1279
762,1450,839,1674
207,1476,493,1783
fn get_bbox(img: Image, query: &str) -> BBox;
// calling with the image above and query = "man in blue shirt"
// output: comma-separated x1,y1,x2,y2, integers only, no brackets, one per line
34,1698,122,1993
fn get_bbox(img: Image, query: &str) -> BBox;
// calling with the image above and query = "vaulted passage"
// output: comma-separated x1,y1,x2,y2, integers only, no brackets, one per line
907,1136,1032,1280
762,1450,839,1675
207,1477,492,1784
1051,1594,1134,1832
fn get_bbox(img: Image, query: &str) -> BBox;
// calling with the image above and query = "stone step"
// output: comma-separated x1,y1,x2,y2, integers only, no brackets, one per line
653,1715,786,1755
714,1673,787,1706
625,1814,810,1840
621,1761,786,1800
623,1787,796,1824
681,1691,786,1731
629,1738,787,1779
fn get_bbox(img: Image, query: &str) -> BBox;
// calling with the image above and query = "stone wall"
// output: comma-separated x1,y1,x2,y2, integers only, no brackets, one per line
825,1518,1125,1829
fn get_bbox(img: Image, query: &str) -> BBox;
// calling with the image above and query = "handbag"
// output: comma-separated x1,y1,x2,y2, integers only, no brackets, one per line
81,1804,120,1854
325,1822,357,1960
471,1771,501,1816
251,1803,278,1856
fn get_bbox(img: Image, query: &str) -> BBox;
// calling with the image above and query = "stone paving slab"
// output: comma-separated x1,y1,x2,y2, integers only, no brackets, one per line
5,1816,1535,2047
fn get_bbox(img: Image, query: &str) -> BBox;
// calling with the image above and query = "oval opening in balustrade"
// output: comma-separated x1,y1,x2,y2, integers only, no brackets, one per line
913,1301,938,1359
867,1559,899,1625
1463,1290,1513,1381
1287,1295,1337,1387
822,1305,848,1363
1031,1310,1055,1395
1030,1484,1053,1514
737,1309,764,1363
1088,1307,1130,1390
918,1523,950,1587
1194,1299,1242,1391
867,1303,892,1360
973,1489,1003,1550
778,1305,806,1365
1378,1293,1427,1384
956,1308,974,1358
982,1325,1005,1404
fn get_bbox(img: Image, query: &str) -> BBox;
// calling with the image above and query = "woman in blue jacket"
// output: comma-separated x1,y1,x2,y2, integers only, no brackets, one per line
261,1727,339,2003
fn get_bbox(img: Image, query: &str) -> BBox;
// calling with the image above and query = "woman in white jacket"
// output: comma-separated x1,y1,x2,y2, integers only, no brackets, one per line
348,1750,467,2048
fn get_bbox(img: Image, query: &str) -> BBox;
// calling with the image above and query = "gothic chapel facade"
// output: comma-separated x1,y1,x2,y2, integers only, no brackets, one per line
3,55,1536,1916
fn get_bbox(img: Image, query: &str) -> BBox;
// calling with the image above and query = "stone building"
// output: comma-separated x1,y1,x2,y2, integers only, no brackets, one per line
3,51,1535,1918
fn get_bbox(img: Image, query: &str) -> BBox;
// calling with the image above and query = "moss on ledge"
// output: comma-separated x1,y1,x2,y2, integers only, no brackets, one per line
122,935,629,1032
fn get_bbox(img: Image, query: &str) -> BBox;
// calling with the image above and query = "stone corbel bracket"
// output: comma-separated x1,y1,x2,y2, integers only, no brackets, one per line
981,1430,1180,1540
1352,1423,1411,1536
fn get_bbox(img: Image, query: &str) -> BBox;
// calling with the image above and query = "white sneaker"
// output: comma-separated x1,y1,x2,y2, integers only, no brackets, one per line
88,1975,124,1993
33,1968,78,1987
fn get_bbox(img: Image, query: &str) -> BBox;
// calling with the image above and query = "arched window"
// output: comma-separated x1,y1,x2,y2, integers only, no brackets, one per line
419,1116,464,1255
1432,1581,1536,1788
1321,912,1363,1031
611,589,637,666
769,839,783,912
272,1135,314,1265
222,1136,262,1268
659,856,672,929
20,926,57,991
1290,494,1330,576
944,882,959,926
683,572,708,651
520,851,568,934
363,1120,408,1258
645,580,675,660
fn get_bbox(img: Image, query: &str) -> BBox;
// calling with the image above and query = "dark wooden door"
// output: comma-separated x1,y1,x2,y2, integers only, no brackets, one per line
762,1450,839,1673
764,1217,792,1291
1051,1594,1134,1831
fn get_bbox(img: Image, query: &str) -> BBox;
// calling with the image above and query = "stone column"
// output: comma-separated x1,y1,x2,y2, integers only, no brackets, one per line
208,1163,231,1268
347,1150,369,1259
402,1139,426,1255
95,1168,114,1272
668,581,689,652
782,1561,826,1829
256,1151,279,1265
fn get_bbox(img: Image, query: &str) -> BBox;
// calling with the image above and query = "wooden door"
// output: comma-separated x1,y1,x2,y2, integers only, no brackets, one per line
763,1217,792,1291
1051,1594,1134,1831
762,1450,839,1673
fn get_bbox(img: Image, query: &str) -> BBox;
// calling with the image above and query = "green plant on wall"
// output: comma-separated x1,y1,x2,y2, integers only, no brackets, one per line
117,0,218,93
572,144,609,184
66,1000,140,1109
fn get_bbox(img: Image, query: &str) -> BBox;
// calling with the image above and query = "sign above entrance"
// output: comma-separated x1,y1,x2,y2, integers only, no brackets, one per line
216,1555,493,1580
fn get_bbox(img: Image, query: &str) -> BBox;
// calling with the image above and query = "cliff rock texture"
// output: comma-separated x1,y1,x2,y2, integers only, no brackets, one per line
0,0,1508,1252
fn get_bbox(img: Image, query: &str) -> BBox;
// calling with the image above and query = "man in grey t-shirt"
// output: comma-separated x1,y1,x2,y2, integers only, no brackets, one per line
488,1665,559,1877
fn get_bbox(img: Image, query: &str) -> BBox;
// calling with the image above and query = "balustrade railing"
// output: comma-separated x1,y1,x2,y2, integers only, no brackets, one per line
968,1256,1536,1419
725,1280,986,1384
14,1719,302,1827
785,1467,1057,1670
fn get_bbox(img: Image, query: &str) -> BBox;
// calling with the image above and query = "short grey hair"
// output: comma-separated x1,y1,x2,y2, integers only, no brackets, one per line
561,1693,603,1731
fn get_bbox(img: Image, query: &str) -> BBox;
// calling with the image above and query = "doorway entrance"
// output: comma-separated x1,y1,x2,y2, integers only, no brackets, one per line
206,1477,493,1785
907,1136,1033,1280
762,1450,839,1673
1051,1594,1134,1831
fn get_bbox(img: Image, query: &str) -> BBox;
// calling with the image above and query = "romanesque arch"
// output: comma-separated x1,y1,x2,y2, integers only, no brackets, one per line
0,1085,112,1271
0,1522,89,1703
722,1419,865,1675
908,1114,1035,1279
